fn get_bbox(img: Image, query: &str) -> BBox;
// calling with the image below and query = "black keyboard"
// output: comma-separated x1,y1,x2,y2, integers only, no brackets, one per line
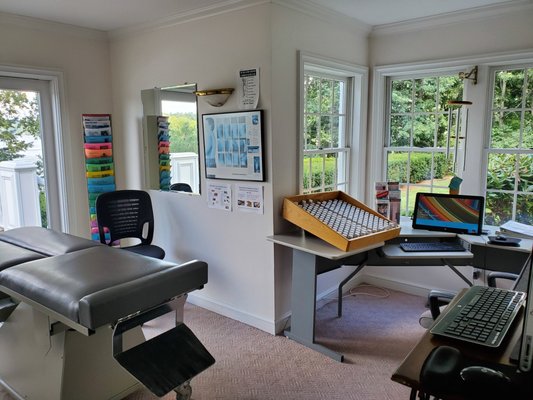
430,286,525,347
400,242,466,252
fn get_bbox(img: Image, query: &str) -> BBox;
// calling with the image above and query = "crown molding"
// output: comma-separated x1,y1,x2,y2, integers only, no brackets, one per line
371,0,533,37
109,0,372,40
273,0,371,36
109,0,269,39
0,11,107,40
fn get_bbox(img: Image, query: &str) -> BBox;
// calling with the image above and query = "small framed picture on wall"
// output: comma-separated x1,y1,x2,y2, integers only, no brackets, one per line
202,109,264,181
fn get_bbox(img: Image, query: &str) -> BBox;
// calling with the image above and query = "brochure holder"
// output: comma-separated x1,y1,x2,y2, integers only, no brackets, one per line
82,114,116,242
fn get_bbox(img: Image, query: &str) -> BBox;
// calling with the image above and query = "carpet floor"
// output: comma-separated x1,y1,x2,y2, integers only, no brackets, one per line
128,286,427,400
0,286,428,400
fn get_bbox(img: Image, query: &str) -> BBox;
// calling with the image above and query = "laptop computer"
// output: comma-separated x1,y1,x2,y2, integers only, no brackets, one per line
412,192,484,235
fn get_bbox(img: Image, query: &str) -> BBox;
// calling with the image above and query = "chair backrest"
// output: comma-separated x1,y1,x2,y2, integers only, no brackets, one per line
169,182,193,193
96,190,155,246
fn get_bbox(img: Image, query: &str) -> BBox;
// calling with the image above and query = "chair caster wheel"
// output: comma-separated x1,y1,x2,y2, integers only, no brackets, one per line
174,381,192,400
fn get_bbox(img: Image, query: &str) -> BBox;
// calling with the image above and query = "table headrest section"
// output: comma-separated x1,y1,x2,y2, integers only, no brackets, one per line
0,246,208,330
79,259,207,329
0,227,101,256
0,241,45,271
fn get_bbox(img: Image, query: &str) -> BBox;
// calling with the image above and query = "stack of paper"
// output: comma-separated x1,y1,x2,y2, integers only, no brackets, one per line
499,220,533,239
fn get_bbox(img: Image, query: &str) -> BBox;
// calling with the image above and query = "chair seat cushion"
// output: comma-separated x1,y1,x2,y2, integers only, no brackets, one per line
124,244,165,259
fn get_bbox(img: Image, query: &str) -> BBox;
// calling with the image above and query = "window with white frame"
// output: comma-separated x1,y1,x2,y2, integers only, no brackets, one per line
376,55,533,225
485,66,533,225
385,73,465,215
302,71,349,193
300,54,365,196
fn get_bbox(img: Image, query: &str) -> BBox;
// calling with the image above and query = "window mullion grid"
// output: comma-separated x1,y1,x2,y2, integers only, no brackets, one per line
435,77,441,148
406,151,412,210
317,79,322,151
301,152,311,193
409,78,415,148
513,153,520,220
519,68,528,149
321,154,326,190
303,111,308,151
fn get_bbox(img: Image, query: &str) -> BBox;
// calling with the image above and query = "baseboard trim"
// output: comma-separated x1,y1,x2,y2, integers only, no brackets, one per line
187,293,277,335
359,274,432,298
187,272,434,335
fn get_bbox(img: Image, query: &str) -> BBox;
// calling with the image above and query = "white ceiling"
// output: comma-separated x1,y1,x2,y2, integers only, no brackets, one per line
0,0,528,31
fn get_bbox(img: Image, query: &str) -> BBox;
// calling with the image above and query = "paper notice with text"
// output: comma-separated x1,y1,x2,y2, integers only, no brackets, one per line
236,184,264,214
238,68,259,110
207,182,232,211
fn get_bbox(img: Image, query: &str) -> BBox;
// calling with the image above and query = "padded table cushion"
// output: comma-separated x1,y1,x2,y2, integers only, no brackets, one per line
0,241,44,272
0,246,208,330
0,226,101,256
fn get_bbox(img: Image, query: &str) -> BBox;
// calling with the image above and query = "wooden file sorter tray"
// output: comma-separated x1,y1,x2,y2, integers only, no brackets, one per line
283,191,401,252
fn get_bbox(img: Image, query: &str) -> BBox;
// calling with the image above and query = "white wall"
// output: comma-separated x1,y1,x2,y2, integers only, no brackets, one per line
270,4,369,326
108,3,370,333
0,13,112,237
109,4,278,332
369,7,533,66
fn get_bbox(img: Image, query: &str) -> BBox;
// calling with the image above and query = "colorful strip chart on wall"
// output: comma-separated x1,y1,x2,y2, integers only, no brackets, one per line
157,116,171,191
82,114,115,242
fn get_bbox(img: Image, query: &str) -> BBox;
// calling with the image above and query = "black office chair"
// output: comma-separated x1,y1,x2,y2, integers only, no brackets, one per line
95,190,165,259
169,182,193,193
419,272,519,329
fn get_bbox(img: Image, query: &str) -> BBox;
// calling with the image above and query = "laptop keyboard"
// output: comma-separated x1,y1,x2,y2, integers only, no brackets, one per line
431,286,525,347
400,242,466,252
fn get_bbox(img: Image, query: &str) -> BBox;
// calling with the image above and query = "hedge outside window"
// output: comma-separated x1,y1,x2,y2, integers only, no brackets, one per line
385,74,464,216
485,67,533,226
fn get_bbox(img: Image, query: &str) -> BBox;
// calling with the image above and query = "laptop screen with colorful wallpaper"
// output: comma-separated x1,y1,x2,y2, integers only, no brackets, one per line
412,193,485,235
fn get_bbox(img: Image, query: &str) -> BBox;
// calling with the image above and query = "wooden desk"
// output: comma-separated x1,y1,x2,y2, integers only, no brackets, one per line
392,287,531,399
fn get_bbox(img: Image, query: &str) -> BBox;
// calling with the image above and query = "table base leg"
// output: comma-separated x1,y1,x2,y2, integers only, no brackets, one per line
284,330,344,362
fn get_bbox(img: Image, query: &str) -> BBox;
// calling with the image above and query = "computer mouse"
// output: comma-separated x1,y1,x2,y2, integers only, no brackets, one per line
460,366,511,385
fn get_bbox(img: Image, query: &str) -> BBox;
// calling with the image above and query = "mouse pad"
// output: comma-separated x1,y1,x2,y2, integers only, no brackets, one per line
488,236,521,246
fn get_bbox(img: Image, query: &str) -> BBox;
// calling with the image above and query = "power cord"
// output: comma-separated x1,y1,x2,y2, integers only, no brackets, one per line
344,283,391,299
324,283,391,302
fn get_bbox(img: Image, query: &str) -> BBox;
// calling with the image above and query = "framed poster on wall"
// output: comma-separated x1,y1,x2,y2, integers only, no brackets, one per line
202,109,264,181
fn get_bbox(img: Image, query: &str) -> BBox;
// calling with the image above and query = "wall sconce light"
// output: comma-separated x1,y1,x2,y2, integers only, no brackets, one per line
458,66,478,85
194,88,234,107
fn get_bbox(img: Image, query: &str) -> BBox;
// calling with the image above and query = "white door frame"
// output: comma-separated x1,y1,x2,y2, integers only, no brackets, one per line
0,66,70,232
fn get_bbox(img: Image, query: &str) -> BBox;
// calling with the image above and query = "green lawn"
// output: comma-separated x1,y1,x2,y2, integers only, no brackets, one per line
401,177,452,216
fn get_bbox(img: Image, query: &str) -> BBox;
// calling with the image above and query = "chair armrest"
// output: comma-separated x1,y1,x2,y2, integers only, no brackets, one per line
487,272,518,288
428,290,456,320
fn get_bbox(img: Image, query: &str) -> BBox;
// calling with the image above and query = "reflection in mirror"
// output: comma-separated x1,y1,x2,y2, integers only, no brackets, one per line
141,84,200,194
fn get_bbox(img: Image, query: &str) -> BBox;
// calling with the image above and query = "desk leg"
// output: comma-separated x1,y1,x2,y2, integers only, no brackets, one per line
337,260,367,317
442,259,473,287
285,250,344,362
